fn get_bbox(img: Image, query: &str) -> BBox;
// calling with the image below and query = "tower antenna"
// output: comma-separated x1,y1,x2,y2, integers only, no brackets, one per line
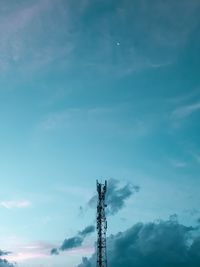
96,180,107,267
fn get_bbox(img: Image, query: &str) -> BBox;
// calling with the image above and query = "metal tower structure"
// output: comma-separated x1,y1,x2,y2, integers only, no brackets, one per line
96,180,107,267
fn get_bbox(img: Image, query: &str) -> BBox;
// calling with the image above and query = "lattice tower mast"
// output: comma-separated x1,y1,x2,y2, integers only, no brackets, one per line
96,180,107,267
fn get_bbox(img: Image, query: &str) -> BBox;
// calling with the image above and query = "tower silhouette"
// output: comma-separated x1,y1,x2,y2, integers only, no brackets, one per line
96,180,107,267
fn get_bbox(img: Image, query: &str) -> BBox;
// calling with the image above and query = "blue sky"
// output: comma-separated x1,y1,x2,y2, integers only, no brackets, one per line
0,1,200,267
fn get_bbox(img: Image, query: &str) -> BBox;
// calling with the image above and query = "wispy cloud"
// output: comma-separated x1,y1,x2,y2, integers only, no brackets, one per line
40,107,117,130
193,153,200,164
0,1,51,69
172,102,200,119
4,239,93,263
38,106,154,140
170,159,188,168
4,241,53,262
0,200,31,209
78,0,200,75
0,0,74,73
0,1,46,33
167,89,200,105
5,251,48,262
1,0,199,76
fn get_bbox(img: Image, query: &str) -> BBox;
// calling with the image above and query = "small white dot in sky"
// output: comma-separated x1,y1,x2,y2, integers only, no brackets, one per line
116,42,120,46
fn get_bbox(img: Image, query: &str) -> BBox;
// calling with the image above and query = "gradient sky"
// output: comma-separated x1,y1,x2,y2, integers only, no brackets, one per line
0,1,200,267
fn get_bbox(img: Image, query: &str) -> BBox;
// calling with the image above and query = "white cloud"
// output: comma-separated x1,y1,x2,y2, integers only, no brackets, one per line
0,200,31,209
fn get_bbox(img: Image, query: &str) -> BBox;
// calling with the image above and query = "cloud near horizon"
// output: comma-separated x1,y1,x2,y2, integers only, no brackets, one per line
0,259,15,267
0,251,11,257
0,200,31,209
51,225,95,255
78,217,200,267
0,251,14,267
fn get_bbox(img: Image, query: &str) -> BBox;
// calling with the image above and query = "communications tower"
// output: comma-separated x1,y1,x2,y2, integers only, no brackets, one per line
96,180,107,267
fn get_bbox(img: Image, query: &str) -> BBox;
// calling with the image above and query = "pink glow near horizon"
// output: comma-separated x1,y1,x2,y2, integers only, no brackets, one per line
4,245,94,263
5,252,49,262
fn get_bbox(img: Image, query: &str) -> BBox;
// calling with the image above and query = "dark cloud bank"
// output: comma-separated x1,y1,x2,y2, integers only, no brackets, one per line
78,218,200,267
0,251,10,257
53,179,139,255
51,179,200,267
51,225,95,255
0,259,14,267
0,250,14,267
